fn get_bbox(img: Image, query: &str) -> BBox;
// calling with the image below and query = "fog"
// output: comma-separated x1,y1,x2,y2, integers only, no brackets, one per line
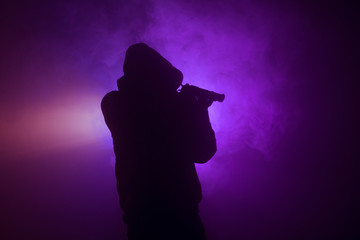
0,0,358,239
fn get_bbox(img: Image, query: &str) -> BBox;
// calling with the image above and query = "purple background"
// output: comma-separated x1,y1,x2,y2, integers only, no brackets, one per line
0,0,358,239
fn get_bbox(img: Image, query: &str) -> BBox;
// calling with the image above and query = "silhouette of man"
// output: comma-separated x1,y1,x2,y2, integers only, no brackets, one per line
101,43,216,240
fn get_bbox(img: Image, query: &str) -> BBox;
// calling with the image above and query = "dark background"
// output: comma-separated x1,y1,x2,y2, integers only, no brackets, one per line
0,0,359,239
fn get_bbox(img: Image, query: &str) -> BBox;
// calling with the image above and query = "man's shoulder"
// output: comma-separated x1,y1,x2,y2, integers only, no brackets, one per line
101,91,121,110
102,90,120,103
103,90,120,99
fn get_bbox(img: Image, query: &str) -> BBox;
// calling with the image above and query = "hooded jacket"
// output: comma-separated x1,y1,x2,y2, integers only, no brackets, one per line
101,43,216,223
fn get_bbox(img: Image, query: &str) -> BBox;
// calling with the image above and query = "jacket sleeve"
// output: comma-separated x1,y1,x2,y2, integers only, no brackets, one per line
101,91,122,138
182,97,217,164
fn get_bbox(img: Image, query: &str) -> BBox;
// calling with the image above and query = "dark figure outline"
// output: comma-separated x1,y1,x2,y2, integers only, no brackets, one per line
101,43,217,240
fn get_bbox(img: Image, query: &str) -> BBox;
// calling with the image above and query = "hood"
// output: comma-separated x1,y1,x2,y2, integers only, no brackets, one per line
122,43,183,91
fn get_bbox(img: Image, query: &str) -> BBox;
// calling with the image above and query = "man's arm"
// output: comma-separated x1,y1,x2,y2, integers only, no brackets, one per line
181,97,217,163
101,91,121,138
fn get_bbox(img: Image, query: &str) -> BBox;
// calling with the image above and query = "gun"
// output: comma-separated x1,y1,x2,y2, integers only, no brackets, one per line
179,84,225,103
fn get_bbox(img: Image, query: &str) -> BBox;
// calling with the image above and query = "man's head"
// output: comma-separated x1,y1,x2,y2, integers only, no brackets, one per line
122,43,183,91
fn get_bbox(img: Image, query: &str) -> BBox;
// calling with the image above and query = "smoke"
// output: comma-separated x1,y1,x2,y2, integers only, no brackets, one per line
0,0,358,239
1,0,306,159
